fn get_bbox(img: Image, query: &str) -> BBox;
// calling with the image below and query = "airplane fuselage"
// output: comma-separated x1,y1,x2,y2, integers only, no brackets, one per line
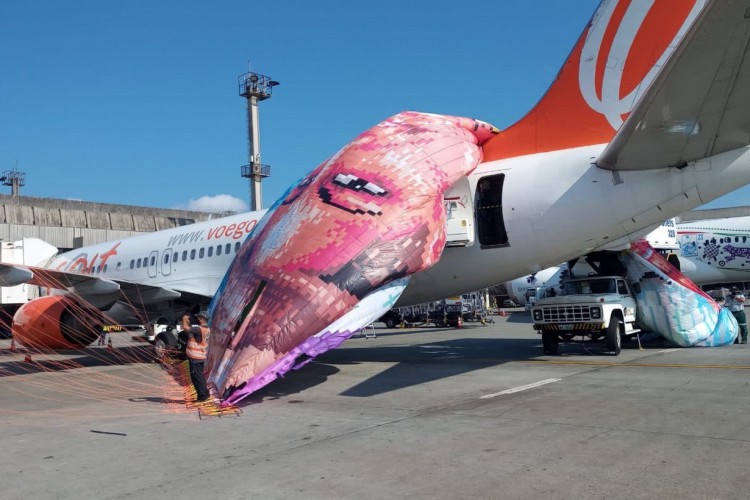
400,144,750,305
48,210,267,300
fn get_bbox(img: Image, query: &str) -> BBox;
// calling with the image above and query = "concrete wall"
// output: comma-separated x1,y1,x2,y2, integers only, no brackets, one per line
0,195,223,251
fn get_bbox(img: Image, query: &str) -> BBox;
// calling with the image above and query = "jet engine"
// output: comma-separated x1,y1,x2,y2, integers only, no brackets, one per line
12,295,103,349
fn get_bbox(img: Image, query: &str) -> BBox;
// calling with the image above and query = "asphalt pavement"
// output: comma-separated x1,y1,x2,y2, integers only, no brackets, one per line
1,310,749,499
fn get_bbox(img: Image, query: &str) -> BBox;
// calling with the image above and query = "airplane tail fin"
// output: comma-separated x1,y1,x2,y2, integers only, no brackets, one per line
483,0,705,161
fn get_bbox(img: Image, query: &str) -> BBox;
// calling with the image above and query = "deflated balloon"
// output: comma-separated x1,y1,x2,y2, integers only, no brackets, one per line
206,111,497,403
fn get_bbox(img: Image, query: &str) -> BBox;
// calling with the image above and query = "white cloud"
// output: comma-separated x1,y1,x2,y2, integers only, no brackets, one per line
176,194,248,214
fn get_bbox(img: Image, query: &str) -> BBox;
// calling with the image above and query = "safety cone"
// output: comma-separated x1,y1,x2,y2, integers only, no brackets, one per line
24,354,33,363
9,338,16,351
457,316,463,329
500,309,506,317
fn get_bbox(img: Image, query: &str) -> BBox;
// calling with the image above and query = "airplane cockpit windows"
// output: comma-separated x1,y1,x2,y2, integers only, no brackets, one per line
475,174,509,248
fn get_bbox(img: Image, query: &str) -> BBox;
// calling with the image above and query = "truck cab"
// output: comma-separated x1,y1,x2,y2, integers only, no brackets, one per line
531,276,640,356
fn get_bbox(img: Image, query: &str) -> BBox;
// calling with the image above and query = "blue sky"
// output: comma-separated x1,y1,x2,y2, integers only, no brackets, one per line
0,0,743,213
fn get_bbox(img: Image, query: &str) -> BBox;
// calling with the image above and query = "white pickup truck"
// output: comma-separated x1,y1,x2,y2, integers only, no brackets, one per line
531,275,641,356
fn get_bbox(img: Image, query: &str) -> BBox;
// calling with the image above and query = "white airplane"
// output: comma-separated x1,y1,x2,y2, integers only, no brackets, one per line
676,215,750,286
8,0,750,356
3,209,266,348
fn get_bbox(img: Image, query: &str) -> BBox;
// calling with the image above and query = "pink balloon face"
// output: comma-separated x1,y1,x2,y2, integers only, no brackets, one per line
207,112,497,400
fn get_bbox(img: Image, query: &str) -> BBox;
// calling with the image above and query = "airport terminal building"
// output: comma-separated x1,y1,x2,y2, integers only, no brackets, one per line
0,194,221,252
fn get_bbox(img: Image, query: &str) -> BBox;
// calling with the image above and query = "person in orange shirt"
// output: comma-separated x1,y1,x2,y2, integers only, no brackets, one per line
181,312,210,402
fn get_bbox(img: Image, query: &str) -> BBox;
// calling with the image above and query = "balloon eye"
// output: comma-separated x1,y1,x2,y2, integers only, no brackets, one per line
332,174,387,196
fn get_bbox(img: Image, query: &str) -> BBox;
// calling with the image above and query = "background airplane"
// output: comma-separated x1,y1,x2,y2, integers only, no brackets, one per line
2,209,266,348
676,216,750,288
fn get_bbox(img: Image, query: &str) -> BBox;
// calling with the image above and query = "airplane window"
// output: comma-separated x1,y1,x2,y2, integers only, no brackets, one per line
199,248,205,258
217,244,223,256
136,259,142,269
103,264,108,273
235,242,241,253
164,254,169,264
116,262,121,271
190,249,196,260
182,250,188,261
208,246,213,257
150,256,156,266
225,243,231,254
173,252,178,263
129,260,134,269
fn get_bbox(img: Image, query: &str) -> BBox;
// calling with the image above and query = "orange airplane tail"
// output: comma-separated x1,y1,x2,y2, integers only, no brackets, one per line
483,0,705,162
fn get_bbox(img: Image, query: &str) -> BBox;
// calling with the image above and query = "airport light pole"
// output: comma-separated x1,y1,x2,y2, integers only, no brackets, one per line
239,71,279,211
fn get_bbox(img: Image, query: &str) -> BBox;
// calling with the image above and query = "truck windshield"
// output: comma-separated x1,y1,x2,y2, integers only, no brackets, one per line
563,279,617,295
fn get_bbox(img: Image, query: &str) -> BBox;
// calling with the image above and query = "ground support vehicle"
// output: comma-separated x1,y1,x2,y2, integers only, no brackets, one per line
531,276,641,356
147,319,188,362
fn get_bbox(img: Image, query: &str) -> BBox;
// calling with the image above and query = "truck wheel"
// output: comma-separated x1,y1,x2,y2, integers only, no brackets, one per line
154,332,179,363
606,319,623,356
542,332,559,355
385,318,396,329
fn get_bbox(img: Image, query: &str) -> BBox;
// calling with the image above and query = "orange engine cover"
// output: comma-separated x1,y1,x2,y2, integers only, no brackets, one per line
13,296,103,349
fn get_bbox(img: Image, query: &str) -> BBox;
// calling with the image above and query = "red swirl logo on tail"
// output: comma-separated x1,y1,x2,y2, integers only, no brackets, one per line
483,0,705,161
579,0,704,130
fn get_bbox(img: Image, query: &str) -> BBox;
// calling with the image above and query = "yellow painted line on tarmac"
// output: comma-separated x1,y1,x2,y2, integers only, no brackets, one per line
522,360,750,370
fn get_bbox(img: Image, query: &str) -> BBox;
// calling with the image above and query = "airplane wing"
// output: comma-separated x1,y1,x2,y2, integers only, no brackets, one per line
598,0,750,170
0,262,181,305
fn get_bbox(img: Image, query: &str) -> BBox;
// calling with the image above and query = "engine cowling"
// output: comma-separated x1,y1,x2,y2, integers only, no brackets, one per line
13,295,103,349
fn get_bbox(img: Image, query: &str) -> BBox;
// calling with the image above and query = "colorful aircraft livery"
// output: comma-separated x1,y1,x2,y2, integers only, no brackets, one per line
623,240,737,347
207,112,498,403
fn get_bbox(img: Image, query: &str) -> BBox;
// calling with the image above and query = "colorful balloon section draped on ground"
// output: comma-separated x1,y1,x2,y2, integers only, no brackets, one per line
206,111,498,405
623,240,738,346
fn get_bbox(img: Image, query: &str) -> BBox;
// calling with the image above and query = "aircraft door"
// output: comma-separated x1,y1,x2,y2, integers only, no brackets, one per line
161,248,173,277
443,177,475,247
476,174,509,248
147,250,159,278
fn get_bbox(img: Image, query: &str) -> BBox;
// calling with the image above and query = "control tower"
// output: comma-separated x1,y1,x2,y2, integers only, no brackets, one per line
239,71,279,211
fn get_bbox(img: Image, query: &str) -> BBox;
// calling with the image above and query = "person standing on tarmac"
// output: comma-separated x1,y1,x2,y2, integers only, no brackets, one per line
181,312,211,402
726,287,748,344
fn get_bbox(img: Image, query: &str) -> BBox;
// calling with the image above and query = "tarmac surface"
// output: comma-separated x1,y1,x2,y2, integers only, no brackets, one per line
2,310,750,499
